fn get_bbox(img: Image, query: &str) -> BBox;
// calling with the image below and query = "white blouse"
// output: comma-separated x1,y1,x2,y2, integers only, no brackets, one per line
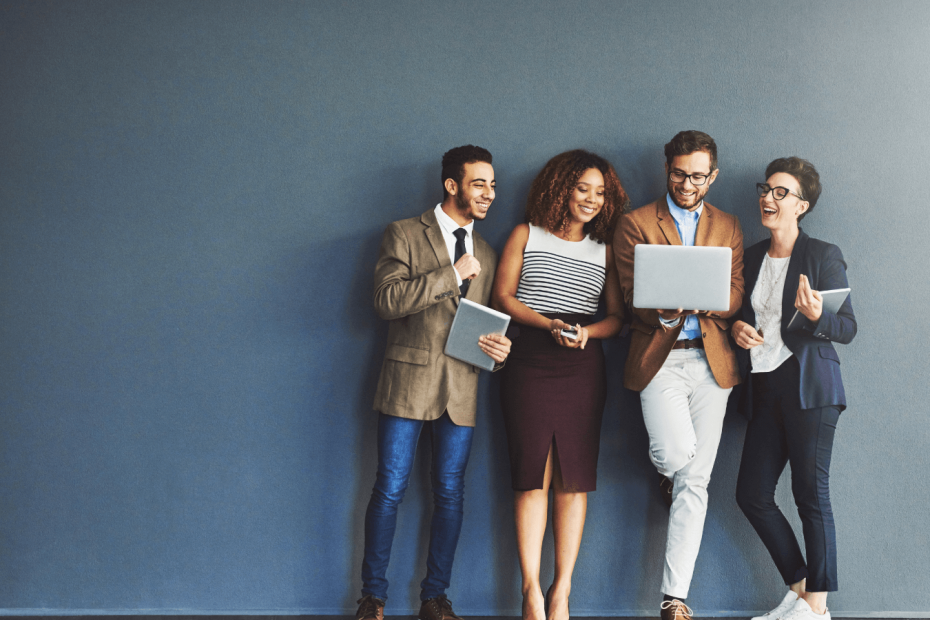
750,253,794,373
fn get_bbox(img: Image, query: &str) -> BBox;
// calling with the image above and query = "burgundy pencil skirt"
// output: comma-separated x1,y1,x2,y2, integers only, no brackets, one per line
500,313,606,492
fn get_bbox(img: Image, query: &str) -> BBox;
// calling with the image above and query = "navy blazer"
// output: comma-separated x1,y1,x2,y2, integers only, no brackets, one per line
737,229,857,418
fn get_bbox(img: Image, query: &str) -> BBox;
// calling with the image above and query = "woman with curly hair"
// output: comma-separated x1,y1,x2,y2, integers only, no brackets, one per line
492,150,629,620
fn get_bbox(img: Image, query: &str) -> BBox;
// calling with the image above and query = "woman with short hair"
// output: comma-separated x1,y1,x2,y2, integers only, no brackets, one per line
732,157,857,620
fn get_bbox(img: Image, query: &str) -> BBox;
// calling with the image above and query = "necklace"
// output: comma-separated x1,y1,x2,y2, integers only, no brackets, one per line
754,253,790,336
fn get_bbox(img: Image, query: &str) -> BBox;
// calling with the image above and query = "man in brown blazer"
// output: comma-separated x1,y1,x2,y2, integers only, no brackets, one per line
612,131,744,620
355,146,511,620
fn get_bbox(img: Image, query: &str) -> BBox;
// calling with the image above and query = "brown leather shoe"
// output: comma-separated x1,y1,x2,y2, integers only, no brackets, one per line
659,474,674,508
356,594,384,620
661,599,693,620
419,595,462,620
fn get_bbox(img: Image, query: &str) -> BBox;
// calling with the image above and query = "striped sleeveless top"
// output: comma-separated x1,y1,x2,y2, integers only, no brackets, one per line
515,224,607,315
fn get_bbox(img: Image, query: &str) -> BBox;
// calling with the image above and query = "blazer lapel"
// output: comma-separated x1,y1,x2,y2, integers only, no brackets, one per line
420,209,460,305
421,209,452,269
466,232,491,302
694,202,713,247
782,229,810,324
744,241,768,302
743,240,769,326
656,199,683,245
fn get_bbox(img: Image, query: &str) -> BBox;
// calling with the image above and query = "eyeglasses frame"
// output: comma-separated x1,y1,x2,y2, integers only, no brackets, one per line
757,183,804,201
668,170,712,187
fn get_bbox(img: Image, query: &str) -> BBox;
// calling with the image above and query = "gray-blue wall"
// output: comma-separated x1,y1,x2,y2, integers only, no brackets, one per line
1,0,927,615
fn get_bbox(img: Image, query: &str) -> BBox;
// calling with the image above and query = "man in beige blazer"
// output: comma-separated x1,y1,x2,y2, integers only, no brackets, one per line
356,146,511,620
612,131,744,620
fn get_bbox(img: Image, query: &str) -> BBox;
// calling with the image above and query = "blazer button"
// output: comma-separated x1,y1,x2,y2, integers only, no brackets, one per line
702,332,706,337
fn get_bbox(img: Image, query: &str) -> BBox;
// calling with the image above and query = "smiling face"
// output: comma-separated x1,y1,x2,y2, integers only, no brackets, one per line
445,161,495,225
759,171,808,233
665,150,718,211
567,167,605,225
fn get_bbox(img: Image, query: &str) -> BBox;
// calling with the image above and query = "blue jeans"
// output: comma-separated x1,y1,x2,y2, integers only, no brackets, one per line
361,412,474,602
736,357,840,592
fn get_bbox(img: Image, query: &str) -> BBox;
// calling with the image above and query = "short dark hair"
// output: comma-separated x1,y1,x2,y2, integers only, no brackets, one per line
441,145,493,198
765,156,821,220
664,130,718,171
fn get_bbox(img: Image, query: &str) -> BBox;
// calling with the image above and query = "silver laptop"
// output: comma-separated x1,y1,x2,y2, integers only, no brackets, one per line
633,245,732,311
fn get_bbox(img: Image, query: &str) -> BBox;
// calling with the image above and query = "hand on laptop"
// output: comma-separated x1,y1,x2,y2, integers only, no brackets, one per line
657,308,700,321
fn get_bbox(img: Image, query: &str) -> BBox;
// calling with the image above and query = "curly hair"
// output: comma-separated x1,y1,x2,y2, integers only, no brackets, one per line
765,156,822,221
524,150,629,244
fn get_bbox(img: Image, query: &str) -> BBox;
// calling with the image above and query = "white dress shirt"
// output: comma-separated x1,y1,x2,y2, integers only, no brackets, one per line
434,203,473,287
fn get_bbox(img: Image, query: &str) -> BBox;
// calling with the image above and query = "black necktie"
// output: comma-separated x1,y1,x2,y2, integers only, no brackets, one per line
453,228,470,296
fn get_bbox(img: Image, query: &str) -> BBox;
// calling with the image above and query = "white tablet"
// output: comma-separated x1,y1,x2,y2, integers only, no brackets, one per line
444,299,511,371
785,288,850,331
633,244,732,312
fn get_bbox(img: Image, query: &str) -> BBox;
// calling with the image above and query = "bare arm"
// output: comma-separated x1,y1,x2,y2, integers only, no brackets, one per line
582,245,624,339
491,224,553,331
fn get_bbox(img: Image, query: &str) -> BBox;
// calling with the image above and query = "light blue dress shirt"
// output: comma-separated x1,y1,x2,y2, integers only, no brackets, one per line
664,193,703,341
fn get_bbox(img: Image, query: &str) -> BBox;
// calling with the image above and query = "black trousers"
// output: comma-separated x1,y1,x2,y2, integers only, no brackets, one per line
735,356,840,592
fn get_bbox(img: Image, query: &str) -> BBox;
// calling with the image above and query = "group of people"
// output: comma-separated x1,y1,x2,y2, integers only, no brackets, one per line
355,131,857,620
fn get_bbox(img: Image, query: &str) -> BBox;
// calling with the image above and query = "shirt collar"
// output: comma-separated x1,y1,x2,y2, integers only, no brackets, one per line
666,193,703,224
434,203,474,236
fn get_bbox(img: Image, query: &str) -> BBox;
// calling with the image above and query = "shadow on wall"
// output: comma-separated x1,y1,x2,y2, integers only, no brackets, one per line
297,222,387,608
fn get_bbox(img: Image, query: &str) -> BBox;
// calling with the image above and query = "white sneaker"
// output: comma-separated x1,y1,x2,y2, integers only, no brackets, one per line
751,591,798,620
781,597,831,620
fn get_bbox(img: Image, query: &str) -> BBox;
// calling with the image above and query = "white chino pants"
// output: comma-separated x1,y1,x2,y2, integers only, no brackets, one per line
640,349,732,598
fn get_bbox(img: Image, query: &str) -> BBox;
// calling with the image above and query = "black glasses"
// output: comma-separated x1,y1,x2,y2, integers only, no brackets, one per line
757,183,803,201
669,170,711,186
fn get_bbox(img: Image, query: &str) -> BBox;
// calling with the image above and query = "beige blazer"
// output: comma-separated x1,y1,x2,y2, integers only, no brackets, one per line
612,199,744,391
372,208,498,427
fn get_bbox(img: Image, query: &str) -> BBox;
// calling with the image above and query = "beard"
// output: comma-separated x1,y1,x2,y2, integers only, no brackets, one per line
667,180,708,210
455,191,486,220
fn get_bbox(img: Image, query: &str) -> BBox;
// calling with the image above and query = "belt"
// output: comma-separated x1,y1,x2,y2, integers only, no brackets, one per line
672,338,704,350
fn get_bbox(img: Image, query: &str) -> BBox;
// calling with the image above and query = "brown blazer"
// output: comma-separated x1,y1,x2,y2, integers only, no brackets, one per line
372,208,498,427
612,199,744,391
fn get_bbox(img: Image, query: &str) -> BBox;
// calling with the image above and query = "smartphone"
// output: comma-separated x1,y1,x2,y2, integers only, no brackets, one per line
559,327,579,340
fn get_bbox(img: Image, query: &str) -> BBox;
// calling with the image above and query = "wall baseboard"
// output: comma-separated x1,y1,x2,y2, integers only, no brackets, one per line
1,612,929,618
